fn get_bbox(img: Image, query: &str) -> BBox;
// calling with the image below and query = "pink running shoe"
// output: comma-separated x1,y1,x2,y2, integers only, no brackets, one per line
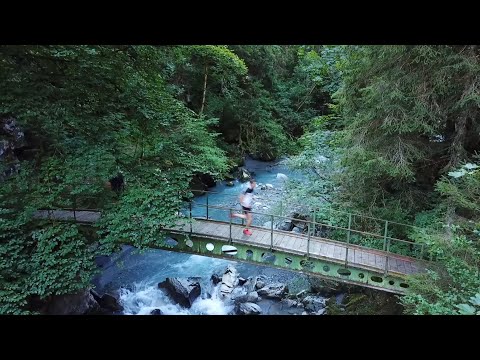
243,229,252,236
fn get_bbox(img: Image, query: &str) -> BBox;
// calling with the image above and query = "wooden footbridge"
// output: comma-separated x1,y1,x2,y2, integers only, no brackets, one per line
35,191,430,294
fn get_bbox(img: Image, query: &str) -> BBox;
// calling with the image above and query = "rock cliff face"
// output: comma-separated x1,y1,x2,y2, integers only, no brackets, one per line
46,288,123,315
0,116,25,181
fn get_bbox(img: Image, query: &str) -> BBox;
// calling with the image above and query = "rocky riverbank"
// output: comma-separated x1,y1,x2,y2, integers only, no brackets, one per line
40,261,403,315
120,264,328,315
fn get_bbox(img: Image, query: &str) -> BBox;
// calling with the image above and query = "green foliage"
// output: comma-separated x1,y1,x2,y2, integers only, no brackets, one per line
0,45,230,313
336,45,480,216
281,45,480,315
402,254,480,314
188,45,248,80
285,128,339,208
401,167,480,314
28,224,96,297
437,161,480,217
457,293,480,315
0,199,96,314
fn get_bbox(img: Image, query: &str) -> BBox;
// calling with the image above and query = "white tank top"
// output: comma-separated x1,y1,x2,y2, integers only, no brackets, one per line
241,186,254,208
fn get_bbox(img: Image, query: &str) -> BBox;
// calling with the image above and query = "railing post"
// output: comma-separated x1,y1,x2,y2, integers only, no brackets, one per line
229,208,233,244
312,209,316,237
279,201,283,217
345,213,352,268
384,237,390,276
419,244,424,260
383,221,389,251
270,214,274,250
189,201,192,234
206,192,209,220
307,220,311,258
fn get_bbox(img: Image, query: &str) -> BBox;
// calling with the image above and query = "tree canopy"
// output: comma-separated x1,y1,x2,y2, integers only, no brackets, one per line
1,45,478,315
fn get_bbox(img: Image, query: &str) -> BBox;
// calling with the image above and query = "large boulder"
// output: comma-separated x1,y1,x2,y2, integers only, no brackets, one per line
189,175,207,193
250,151,275,161
236,302,262,315
246,291,260,303
158,277,201,308
257,283,288,299
97,293,124,312
276,173,288,181
237,167,252,182
254,275,268,290
219,265,239,299
47,289,101,315
302,295,326,313
281,298,301,308
277,221,294,231
199,173,216,188
233,291,260,304
291,220,306,230
242,277,256,293
211,274,221,285
291,227,302,233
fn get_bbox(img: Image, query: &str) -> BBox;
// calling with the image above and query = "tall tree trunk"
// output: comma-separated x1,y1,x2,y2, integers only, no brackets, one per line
199,64,208,117
449,113,468,168
442,70,477,172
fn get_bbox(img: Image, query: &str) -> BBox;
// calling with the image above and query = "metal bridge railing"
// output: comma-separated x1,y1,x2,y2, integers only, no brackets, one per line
26,189,431,274
26,193,110,222
188,190,428,258
182,194,429,276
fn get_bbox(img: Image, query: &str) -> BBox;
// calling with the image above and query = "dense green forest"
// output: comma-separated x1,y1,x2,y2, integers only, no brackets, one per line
0,45,479,314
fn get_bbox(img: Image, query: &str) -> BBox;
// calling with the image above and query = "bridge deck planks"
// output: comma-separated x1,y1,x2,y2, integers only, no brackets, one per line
35,210,424,276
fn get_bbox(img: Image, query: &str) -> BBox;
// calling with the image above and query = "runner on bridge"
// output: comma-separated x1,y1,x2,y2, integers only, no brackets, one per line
231,179,257,236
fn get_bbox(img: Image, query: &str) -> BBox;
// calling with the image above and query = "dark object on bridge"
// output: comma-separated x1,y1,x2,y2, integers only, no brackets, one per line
109,173,125,193
150,309,163,315
158,277,201,308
